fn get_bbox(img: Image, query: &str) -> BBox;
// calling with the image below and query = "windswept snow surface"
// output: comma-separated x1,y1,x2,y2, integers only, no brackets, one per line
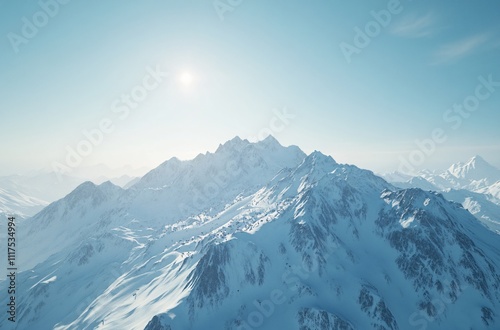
1,139,499,330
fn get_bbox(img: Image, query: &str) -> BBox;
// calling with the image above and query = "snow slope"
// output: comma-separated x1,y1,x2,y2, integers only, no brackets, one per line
478,181,500,200
144,153,500,330
383,156,500,234
1,139,499,330
0,186,48,219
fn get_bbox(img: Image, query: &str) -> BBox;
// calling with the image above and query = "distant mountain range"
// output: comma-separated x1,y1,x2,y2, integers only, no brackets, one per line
382,155,500,233
1,137,499,329
0,165,146,218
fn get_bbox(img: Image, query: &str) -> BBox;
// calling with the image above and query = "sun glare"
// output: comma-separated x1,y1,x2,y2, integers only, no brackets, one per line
179,72,194,86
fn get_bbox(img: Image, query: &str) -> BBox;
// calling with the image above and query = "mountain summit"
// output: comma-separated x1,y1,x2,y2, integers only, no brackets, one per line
3,138,500,330
448,155,500,183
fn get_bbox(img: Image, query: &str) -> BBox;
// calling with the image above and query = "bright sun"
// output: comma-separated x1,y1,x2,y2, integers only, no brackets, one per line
179,72,194,86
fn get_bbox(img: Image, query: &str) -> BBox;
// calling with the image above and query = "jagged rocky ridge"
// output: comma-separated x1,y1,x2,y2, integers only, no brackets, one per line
1,137,499,330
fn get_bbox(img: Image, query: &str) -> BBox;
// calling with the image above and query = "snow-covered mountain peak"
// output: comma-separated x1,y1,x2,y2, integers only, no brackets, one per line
255,134,282,150
285,150,338,185
98,180,124,193
385,155,500,193
308,150,336,164
68,181,97,195
156,156,185,169
141,161,499,329
468,155,489,166
67,180,122,198
8,140,500,330
133,136,305,191
214,135,249,154
447,155,500,182
297,150,335,171
166,156,183,164
215,135,287,154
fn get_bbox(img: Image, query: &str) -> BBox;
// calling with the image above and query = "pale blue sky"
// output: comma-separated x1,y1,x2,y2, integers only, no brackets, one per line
1,0,499,176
